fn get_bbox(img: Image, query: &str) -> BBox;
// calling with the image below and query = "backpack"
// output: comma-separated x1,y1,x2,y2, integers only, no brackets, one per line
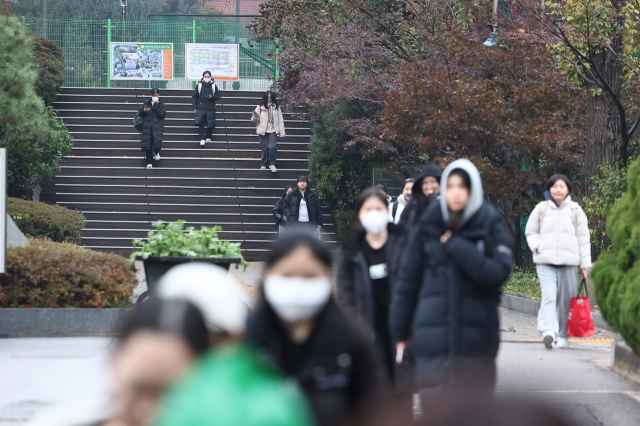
197,82,218,94
133,110,143,132
391,201,399,221
538,200,580,229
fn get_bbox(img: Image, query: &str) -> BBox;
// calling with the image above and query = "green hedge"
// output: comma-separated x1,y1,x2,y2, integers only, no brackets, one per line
31,35,65,105
8,198,85,244
0,240,137,308
592,157,640,356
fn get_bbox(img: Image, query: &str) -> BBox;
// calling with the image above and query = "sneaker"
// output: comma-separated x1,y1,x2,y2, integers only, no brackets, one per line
206,138,212,143
555,337,570,349
543,331,554,350
269,165,277,173
200,139,205,146
153,153,160,161
260,166,267,170
145,164,153,169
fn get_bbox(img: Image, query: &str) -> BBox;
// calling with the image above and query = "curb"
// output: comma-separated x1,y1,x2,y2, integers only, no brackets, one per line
612,341,640,385
500,293,612,332
0,308,133,337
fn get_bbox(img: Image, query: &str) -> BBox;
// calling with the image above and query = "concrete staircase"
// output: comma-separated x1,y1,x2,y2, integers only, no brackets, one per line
42,87,335,261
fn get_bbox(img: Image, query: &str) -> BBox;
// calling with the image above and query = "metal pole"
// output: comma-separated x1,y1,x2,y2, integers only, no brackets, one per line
106,19,112,88
192,20,197,90
275,39,280,81
42,0,47,37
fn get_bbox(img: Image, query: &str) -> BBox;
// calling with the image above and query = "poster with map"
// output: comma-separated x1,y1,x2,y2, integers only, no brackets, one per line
111,43,174,80
185,43,239,81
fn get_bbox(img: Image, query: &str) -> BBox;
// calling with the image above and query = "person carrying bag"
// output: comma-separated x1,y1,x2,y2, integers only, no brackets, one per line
567,278,595,338
251,90,285,173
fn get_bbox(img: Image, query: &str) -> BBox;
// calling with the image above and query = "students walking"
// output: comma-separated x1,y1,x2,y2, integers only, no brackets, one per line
273,185,293,234
336,187,410,388
398,163,442,227
192,71,220,146
139,88,166,169
283,176,323,232
245,233,387,426
525,174,591,350
252,90,286,173
389,178,415,224
390,159,513,402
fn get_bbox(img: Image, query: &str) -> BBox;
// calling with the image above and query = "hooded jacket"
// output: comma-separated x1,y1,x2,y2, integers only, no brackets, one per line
389,194,409,224
139,98,166,152
245,299,387,426
389,159,513,391
398,163,442,227
192,80,220,127
525,193,591,269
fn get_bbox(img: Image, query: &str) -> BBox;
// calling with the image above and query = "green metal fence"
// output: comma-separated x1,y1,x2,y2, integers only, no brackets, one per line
23,17,276,90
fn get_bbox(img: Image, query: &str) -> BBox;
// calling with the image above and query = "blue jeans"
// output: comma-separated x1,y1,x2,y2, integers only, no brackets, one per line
259,132,277,167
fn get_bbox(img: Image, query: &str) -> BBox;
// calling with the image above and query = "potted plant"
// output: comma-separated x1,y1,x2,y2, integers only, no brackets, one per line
131,221,247,302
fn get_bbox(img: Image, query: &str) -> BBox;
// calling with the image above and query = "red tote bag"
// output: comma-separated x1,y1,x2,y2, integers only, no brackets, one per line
568,278,595,338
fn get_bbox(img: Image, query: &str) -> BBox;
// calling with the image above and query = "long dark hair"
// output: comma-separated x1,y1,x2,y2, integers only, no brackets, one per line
118,298,209,355
280,185,292,202
261,90,279,108
265,233,332,271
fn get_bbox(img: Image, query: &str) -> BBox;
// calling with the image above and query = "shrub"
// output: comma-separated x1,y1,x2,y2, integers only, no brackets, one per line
0,240,136,308
503,267,542,301
8,197,85,244
334,209,358,242
31,35,65,105
591,156,640,356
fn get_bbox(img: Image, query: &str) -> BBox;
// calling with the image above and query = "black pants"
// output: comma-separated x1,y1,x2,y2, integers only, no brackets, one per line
199,120,213,140
259,132,277,167
145,132,160,165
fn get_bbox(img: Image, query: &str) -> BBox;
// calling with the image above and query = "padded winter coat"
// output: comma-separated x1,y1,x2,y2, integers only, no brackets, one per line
389,159,513,392
139,99,166,152
389,194,409,224
252,104,286,137
192,80,220,127
283,188,323,226
525,195,591,269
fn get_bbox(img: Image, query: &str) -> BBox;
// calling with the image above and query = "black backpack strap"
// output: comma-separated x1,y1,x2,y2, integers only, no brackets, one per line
392,202,399,220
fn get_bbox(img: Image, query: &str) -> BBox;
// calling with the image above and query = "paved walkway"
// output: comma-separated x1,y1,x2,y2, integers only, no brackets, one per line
1,308,638,425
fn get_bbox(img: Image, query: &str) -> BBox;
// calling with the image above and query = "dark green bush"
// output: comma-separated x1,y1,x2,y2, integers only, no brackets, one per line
8,198,85,244
592,156,640,356
0,240,137,308
31,35,65,105
334,209,358,242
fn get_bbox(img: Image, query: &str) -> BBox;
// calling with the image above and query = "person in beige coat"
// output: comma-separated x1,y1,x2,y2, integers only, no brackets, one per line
251,90,286,173
525,174,591,350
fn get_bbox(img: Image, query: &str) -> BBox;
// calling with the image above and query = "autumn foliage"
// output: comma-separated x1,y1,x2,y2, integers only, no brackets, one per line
254,0,586,264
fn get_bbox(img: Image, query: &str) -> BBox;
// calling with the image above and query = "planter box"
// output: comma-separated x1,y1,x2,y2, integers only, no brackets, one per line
613,341,640,385
137,256,241,294
0,308,133,337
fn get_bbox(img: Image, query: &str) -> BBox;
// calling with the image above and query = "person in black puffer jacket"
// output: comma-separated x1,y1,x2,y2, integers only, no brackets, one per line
192,70,220,146
139,88,166,169
336,187,411,392
245,233,387,426
398,162,442,228
390,159,513,405
283,176,323,232
273,185,293,233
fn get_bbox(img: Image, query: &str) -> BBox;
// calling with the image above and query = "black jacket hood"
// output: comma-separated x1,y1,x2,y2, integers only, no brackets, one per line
411,162,442,198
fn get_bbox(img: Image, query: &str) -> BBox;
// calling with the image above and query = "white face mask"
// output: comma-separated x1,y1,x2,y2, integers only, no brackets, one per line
203,77,211,83
359,211,389,234
264,276,332,323
151,96,159,102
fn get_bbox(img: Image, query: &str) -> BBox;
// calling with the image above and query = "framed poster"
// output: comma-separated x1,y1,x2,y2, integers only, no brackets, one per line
110,43,174,80
185,43,239,81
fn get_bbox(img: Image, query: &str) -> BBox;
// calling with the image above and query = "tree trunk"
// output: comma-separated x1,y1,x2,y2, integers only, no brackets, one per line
584,50,623,193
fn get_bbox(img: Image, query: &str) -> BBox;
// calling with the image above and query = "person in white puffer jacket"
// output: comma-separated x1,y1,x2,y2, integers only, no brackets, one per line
525,174,591,350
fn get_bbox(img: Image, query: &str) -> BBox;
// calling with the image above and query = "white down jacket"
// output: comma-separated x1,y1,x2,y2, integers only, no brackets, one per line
525,195,591,269
251,104,286,137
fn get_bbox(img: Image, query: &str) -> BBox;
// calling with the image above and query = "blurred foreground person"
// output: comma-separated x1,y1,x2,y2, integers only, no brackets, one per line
525,174,591,350
398,163,442,227
152,262,315,426
390,159,513,405
246,233,387,426
111,298,209,426
336,188,411,389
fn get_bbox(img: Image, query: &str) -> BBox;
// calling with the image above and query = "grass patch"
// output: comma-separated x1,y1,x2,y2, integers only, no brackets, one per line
503,267,541,301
